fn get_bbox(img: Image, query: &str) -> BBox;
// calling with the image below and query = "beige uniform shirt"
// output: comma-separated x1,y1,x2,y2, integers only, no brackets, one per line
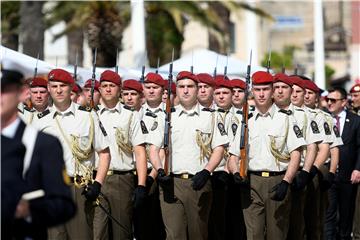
140,102,166,144
148,103,229,174
97,102,145,171
305,107,333,144
31,102,110,176
18,103,35,124
245,104,306,172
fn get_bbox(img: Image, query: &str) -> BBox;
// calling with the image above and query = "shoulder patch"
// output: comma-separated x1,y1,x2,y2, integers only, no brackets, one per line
151,121,158,131
145,111,157,118
78,105,92,112
333,126,340,137
99,121,108,136
231,123,238,136
217,122,227,136
323,122,331,135
293,125,303,138
279,109,292,115
140,120,149,134
37,109,50,119
202,107,215,112
123,105,135,111
310,120,320,134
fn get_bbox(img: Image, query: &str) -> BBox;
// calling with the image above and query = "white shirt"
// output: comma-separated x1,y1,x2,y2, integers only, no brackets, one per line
1,118,21,138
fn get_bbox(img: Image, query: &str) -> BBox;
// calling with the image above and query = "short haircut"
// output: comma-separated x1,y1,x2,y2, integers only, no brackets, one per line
328,87,347,99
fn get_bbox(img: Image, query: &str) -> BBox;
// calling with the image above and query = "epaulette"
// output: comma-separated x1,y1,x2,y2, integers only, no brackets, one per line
123,105,135,111
37,109,50,119
145,111,157,118
217,108,228,113
24,106,35,112
78,105,92,112
236,110,243,115
248,113,253,119
202,108,215,112
279,109,292,115
294,107,304,112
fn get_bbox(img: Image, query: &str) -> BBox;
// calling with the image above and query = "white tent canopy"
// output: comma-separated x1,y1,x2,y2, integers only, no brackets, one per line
158,48,269,78
0,45,141,86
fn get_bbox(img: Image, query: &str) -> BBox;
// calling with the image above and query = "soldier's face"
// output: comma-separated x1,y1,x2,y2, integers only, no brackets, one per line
1,84,21,125
122,90,142,110
304,89,318,108
70,91,78,102
232,88,245,107
197,83,214,106
83,88,100,106
162,89,175,104
48,81,72,106
351,92,360,108
291,85,305,107
143,83,163,105
99,81,120,102
30,87,49,110
214,87,233,110
273,82,292,108
177,79,198,108
252,84,273,108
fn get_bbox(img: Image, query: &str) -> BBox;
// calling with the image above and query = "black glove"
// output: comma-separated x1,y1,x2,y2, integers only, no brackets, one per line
320,172,335,191
233,172,250,187
292,170,309,191
157,168,171,184
145,175,154,193
82,181,101,201
308,165,319,181
133,185,147,209
270,180,289,201
191,169,210,190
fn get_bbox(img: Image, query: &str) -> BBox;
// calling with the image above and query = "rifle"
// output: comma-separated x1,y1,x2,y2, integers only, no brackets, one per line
115,48,119,74
74,51,78,82
224,53,228,79
155,57,160,74
90,48,97,109
33,52,39,79
163,49,174,175
190,50,194,74
213,54,219,77
239,50,252,179
294,64,298,75
266,44,271,73
140,65,145,83
281,61,285,74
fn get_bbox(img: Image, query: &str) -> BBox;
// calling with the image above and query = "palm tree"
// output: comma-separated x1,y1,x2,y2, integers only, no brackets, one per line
46,1,130,67
1,1,21,50
20,1,45,59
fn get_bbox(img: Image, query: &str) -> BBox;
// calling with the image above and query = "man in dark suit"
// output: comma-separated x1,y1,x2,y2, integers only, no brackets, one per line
324,87,360,240
1,66,76,239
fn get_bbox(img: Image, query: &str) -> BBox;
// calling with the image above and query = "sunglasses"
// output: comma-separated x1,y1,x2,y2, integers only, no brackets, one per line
325,97,344,104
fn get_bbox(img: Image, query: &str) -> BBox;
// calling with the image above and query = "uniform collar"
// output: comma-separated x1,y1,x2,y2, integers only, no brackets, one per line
52,102,76,118
99,102,122,115
144,102,164,113
254,103,276,119
178,103,200,116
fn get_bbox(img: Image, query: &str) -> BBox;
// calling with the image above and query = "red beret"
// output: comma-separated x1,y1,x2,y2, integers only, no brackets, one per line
197,73,214,86
30,77,47,88
303,80,320,93
350,83,360,93
144,73,164,86
123,79,143,93
252,71,273,85
84,79,100,91
215,78,232,89
72,84,81,93
176,71,198,82
100,70,121,85
273,73,292,86
230,79,246,90
288,76,305,89
48,69,74,84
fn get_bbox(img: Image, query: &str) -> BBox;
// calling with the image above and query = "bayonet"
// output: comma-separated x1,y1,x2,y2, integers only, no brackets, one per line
213,54,219,77
74,51,78,81
224,53,228,78
266,43,271,73
115,48,119,74
33,52,39,79
190,50,194,74
91,48,97,108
